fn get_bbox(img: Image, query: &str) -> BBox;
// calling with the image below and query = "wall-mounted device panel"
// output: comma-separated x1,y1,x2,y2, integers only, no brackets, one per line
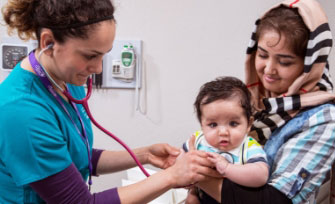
102,40,142,89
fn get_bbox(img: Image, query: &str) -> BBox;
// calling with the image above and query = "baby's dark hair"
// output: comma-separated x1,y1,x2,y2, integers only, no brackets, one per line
194,76,252,123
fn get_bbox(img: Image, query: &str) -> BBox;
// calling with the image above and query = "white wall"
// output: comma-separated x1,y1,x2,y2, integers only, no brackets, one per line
1,0,334,192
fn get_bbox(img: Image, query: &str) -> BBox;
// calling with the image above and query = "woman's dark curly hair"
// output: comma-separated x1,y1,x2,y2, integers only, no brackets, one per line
2,0,115,45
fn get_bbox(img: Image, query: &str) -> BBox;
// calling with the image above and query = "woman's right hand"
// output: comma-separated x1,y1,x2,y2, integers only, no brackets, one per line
166,135,221,187
166,149,217,187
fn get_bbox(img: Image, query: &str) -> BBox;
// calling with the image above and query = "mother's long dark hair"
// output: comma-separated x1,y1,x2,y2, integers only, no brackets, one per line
256,5,309,58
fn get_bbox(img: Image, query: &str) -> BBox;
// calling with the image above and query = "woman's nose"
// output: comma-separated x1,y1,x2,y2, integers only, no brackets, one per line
89,58,103,74
264,59,276,74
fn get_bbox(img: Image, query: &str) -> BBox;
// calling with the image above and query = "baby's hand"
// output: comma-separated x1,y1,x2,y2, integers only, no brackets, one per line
207,152,229,175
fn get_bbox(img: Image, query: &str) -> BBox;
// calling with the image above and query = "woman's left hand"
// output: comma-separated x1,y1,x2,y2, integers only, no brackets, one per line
146,143,181,169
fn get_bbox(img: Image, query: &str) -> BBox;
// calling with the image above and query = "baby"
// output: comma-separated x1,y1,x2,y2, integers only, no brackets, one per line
183,76,269,203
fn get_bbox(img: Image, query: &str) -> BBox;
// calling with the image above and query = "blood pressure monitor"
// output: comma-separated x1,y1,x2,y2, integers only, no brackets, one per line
1,44,29,70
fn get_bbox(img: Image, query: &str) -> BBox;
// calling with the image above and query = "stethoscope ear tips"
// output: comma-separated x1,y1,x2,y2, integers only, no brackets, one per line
47,43,54,49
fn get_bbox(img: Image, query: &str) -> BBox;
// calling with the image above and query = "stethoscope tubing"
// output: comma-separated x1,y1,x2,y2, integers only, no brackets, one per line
38,46,150,178
64,80,150,177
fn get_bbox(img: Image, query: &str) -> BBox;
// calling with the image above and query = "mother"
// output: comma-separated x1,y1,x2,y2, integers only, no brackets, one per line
196,0,335,203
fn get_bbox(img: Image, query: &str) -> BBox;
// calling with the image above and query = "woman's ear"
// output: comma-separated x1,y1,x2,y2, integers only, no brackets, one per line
39,28,55,56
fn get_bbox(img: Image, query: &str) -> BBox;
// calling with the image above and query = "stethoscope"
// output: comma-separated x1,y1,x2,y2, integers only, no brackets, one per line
30,44,150,189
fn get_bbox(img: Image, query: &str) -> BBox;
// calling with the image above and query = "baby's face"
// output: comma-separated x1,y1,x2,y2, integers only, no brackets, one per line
200,98,251,152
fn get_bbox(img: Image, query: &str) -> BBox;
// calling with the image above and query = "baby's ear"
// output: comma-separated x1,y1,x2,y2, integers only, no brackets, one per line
247,117,254,131
249,116,254,124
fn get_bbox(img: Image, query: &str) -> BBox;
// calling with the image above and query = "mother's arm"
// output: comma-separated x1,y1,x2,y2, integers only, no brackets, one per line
196,178,223,202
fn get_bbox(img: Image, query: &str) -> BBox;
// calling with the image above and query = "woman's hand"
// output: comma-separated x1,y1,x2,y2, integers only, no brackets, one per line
146,143,180,169
166,149,215,187
188,135,222,179
164,135,221,187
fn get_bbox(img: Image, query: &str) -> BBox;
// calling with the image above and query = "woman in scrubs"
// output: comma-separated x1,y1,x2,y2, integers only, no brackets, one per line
0,0,217,203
